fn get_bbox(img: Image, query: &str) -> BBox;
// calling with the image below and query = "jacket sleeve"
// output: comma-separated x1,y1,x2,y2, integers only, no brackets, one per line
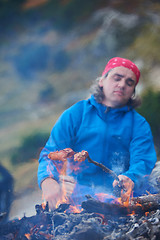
37,102,82,188
123,112,157,185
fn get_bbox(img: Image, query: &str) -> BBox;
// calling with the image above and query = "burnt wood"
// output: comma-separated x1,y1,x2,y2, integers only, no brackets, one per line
1,195,160,239
82,194,160,216
131,193,160,205
0,213,51,237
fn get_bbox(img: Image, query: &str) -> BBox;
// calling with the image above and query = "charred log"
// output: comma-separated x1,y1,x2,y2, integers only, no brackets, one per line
0,203,71,239
0,213,52,238
82,194,160,216
131,193,160,205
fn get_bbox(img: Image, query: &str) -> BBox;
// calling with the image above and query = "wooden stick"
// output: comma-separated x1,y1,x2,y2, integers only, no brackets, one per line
87,156,126,197
87,156,119,182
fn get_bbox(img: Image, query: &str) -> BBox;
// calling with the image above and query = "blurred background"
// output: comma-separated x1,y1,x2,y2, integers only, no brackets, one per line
0,0,160,221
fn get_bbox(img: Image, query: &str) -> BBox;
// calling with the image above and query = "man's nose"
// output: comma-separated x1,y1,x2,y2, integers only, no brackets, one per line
118,80,125,88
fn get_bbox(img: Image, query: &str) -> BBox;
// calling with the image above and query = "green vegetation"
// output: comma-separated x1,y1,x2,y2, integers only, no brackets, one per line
137,89,160,155
0,0,107,37
39,83,57,103
10,132,49,165
0,110,60,194
125,24,160,66
31,0,108,31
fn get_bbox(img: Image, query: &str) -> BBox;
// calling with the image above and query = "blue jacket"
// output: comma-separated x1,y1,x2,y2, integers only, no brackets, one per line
38,95,157,193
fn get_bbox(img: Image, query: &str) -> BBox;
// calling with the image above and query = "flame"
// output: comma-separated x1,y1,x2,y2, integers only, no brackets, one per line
128,211,135,216
69,161,82,173
59,160,67,175
116,184,134,207
55,181,69,208
95,193,115,202
69,204,82,213
39,232,54,238
122,197,130,207
46,149,139,214
41,201,47,210
55,174,77,209
47,150,87,209
25,234,31,240
95,191,132,208
92,213,108,225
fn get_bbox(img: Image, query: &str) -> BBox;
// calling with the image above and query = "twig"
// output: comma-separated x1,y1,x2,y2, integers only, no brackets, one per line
87,156,119,181
87,156,126,197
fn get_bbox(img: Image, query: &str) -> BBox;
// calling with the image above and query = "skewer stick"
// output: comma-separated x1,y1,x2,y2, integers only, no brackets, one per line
87,155,119,182
87,155,126,197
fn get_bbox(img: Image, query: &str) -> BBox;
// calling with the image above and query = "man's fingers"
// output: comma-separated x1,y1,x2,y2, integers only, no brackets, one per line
59,175,76,196
113,179,119,188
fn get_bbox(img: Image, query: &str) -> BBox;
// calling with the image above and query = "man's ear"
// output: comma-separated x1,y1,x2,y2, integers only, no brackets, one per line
98,77,104,87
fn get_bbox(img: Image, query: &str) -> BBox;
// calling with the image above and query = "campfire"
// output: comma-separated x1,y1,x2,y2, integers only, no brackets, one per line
1,193,160,239
1,149,160,240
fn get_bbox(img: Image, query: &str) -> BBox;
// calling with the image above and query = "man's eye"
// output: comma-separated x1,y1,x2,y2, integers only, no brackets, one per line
126,80,134,86
114,77,121,81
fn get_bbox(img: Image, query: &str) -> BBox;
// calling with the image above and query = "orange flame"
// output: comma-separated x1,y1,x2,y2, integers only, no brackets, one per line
69,204,82,213
47,149,88,209
95,193,115,202
41,201,47,210
128,211,135,216
47,149,138,214
25,234,31,240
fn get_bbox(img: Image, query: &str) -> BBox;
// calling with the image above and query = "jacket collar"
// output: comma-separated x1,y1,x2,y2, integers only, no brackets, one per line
89,95,132,121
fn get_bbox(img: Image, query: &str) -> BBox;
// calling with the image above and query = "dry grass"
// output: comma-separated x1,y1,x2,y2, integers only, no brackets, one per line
12,161,39,195
0,106,63,194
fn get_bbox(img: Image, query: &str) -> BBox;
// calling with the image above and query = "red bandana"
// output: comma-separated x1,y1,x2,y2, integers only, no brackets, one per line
102,57,140,84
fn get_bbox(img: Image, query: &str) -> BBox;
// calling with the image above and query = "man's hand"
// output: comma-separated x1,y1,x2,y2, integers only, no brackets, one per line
113,175,134,202
41,178,61,210
59,175,76,198
41,176,76,210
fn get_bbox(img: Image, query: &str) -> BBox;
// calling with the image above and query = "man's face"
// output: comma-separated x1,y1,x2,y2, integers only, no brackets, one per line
99,66,137,108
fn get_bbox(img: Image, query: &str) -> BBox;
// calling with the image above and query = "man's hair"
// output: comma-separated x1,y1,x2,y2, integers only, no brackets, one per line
90,74,141,109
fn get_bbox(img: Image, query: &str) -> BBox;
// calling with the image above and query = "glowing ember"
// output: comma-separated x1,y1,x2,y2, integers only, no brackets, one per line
69,204,82,213
25,233,31,239
41,201,47,210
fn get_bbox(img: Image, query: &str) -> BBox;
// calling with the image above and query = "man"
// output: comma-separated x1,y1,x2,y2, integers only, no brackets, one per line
38,57,157,209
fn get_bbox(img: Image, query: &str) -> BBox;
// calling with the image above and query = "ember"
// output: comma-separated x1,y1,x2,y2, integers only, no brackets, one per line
1,194,160,240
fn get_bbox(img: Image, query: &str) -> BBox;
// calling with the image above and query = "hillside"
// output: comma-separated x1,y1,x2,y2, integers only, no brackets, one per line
0,0,160,208
1,4,160,130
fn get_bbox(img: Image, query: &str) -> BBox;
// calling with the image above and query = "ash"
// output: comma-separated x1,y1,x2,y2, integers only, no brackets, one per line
52,209,160,240
1,199,160,240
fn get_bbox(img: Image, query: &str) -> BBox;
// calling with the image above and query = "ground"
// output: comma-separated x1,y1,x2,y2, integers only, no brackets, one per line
8,161,43,220
9,186,42,220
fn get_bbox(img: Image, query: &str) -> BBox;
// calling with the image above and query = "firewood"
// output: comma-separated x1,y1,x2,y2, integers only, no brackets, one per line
0,213,51,237
131,193,160,205
1,199,160,240
81,194,160,216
